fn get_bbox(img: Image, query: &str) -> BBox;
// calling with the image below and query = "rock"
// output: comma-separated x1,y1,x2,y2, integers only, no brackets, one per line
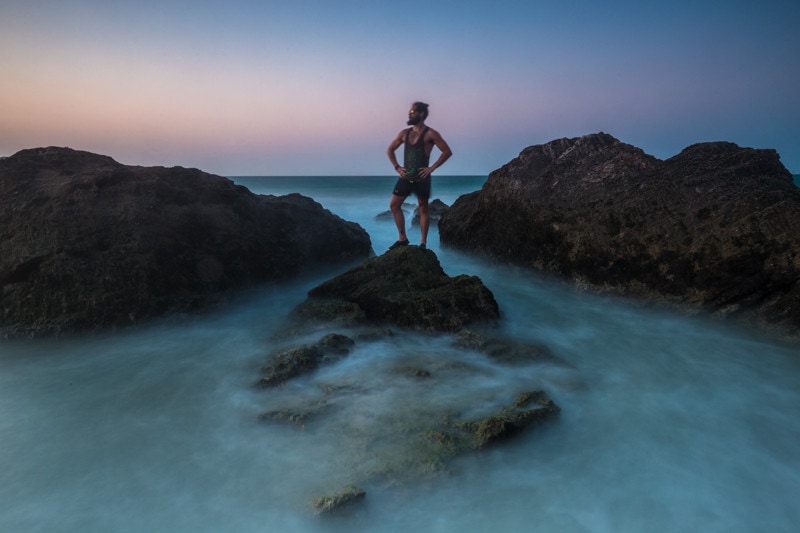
294,246,500,332
411,198,449,226
458,390,560,449
0,147,372,336
311,485,366,515
258,399,331,427
314,332,357,354
257,333,355,387
375,201,415,221
419,389,560,457
287,301,367,331
454,329,553,365
256,333,562,490
440,133,800,335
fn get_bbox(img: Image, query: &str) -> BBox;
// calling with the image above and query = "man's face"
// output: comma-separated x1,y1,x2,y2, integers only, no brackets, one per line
407,108,422,125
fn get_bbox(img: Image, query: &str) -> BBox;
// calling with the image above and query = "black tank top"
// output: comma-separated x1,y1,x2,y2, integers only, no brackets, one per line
403,127,429,179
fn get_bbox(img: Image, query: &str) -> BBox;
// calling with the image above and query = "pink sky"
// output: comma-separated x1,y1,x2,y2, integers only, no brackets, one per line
2,1,798,175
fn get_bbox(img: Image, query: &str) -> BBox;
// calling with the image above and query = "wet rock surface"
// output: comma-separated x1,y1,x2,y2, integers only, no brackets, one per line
0,147,371,336
439,133,800,335
312,485,366,515
257,333,355,387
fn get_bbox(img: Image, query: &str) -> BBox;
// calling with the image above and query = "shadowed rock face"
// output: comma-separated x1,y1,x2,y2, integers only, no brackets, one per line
0,147,372,336
439,133,800,335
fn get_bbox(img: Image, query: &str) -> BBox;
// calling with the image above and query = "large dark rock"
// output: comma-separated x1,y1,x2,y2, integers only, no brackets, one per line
439,133,800,335
0,147,372,336
294,246,500,332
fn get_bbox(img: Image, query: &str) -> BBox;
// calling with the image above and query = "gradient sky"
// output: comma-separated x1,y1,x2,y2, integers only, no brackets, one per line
2,0,799,175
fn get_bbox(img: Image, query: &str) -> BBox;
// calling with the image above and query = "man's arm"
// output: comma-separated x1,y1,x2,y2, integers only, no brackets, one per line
419,129,452,179
387,131,406,176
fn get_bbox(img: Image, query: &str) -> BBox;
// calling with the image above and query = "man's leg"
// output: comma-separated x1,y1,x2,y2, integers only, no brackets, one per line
418,197,429,245
390,193,408,242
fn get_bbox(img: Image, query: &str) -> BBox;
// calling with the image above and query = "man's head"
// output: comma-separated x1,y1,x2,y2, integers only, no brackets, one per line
407,101,429,125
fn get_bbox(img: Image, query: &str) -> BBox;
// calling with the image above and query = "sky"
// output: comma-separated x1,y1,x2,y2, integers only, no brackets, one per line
2,0,799,175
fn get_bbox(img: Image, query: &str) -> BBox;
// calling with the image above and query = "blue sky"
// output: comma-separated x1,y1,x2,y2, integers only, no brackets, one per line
2,0,798,175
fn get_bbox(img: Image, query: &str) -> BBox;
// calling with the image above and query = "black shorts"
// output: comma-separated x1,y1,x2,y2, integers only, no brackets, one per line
392,177,431,200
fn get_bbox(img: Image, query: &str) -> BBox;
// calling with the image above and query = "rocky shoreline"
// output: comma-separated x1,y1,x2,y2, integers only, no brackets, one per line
3,138,797,514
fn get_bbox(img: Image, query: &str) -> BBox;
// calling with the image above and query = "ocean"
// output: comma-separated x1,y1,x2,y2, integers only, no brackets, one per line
1,175,799,532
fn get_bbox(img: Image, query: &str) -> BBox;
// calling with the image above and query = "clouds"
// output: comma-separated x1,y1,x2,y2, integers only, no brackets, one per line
2,1,798,174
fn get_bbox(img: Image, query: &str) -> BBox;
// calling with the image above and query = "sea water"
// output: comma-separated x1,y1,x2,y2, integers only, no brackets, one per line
1,175,799,532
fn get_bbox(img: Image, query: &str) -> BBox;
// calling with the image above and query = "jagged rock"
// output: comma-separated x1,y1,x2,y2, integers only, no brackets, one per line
440,133,800,335
293,246,499,332
411,198,450,226
311,485,366,515
257,333,355,387
0,147,371,336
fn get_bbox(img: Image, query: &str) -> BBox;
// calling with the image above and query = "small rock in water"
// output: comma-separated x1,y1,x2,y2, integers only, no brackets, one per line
312,485,366,515
257,333,356,387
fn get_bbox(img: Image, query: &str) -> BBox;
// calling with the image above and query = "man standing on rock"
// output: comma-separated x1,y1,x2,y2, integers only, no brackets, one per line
386,101,452,251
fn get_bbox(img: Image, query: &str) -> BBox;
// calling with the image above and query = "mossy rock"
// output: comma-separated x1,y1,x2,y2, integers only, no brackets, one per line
458,391,560,448
257,333,355,387
312,485,366,515
258,400,331,427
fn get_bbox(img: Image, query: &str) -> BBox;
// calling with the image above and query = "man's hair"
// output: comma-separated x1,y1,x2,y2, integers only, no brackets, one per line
412,101,429,118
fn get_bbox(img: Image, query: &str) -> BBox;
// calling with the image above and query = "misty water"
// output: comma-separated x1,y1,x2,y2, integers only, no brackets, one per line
2,176,799,532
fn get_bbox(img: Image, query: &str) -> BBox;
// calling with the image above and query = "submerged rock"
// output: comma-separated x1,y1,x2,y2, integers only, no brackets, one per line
257,333,355,387
258,399,331,427
458,390,560,448
0,147,372,336
375,201,415,221
293,246,500,332
312,485,366,515
420,390,560,456
454,329,553,365
440,133,800,335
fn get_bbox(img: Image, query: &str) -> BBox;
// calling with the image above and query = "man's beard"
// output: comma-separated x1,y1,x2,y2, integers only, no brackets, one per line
407,116,421,126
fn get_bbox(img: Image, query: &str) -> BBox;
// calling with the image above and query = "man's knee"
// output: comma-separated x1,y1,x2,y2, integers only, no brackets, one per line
390,195,406,211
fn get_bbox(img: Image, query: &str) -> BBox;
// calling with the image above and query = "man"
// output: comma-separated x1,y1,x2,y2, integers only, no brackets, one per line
386,101,452,250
